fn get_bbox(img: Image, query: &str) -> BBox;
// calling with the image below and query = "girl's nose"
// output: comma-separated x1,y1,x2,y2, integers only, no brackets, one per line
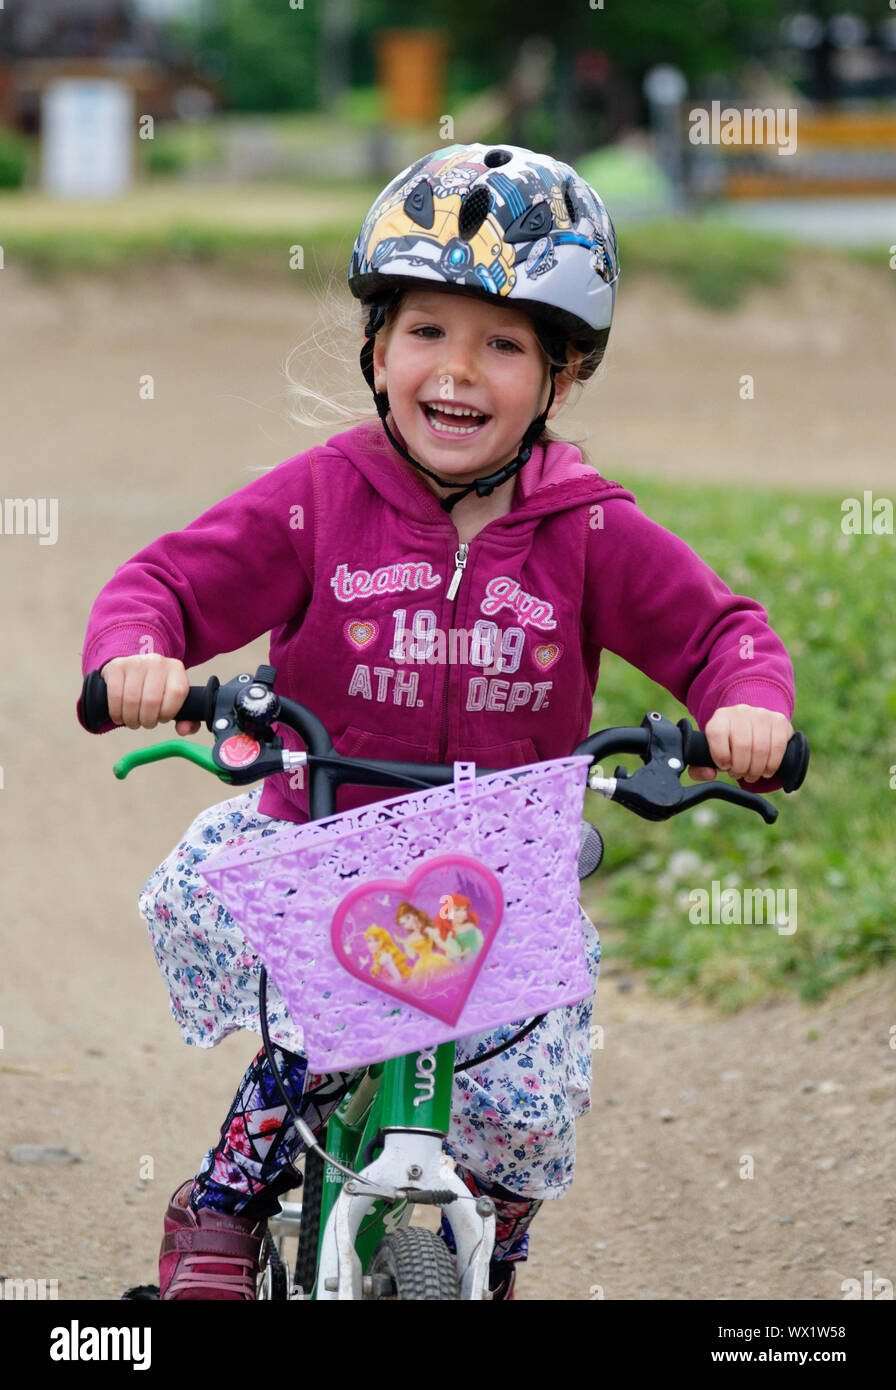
438,337,479,386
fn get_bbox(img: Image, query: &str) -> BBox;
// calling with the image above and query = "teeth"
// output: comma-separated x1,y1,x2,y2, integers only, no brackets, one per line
422,403,486,433
424,403,485,418
422,402,487,434
428,416,482,434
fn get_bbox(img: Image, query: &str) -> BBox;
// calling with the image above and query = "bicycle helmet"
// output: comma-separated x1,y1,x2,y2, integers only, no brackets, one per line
348,142,619,513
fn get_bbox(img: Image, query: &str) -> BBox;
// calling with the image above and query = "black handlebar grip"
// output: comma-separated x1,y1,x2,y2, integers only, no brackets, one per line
79,669,112,733
180,680,218,728
678,721,809,793
79,670,217,734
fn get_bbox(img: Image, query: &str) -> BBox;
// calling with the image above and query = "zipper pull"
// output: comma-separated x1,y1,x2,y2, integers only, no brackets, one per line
446,542,469,601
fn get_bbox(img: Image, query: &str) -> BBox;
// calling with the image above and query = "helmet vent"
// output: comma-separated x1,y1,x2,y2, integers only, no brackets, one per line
563,179,579,225
458,185,492,241
483,148,512,167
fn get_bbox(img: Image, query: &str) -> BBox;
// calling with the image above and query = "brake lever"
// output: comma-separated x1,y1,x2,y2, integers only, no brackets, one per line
587,712,778,825
113,740,235,782
206,664,290,785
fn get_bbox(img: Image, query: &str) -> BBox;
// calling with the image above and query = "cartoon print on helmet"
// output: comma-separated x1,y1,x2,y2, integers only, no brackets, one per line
524,235,556,281
354,147,516,297
349,142,620,356
434,161,482,194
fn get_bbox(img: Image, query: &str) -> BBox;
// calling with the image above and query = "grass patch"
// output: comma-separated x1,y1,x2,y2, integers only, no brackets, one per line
5,222,355,280
620,215,793,308
144,121,225,177
581,477,895,1010
0,181,379,279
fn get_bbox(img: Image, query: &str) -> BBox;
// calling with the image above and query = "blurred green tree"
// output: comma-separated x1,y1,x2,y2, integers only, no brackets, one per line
179,0,784,113
185,0,322,111
177,0,896,119
390,0,783,90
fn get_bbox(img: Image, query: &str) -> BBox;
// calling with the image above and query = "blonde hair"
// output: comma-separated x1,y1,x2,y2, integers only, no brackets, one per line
283,277,591,460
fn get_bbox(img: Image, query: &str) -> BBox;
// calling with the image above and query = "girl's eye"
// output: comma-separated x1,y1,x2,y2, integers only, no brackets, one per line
408,328,519,353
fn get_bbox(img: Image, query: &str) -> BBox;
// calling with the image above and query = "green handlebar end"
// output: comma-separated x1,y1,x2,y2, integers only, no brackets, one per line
113,740,235,782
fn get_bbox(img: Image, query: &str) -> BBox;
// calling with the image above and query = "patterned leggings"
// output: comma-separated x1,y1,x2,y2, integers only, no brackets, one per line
191,1044,541,1264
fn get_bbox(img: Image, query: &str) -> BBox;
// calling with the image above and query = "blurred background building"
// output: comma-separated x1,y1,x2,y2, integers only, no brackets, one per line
0,0,216,136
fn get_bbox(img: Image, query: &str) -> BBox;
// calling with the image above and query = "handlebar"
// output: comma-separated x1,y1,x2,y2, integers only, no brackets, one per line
78,665,809,825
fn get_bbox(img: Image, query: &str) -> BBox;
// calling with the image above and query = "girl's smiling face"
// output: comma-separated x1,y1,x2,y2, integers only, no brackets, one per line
372,290,578,484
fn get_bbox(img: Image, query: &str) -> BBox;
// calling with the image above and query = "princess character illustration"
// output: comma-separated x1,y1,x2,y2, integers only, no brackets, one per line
437,894,484,959
393,902,456,982
362,925,412,983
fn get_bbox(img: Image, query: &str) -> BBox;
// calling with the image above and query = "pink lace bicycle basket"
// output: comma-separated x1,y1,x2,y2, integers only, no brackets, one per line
200,756,594,1070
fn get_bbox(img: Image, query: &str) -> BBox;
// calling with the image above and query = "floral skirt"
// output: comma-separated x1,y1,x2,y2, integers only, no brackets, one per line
138,787,601,1200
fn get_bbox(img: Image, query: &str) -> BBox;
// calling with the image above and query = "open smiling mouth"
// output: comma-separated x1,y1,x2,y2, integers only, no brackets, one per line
420,402,491,437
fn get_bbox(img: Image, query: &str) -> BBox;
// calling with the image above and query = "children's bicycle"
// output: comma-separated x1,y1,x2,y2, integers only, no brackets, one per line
80,665,808,1300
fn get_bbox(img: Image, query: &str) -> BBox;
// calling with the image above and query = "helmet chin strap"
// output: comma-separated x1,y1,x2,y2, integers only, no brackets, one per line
360,300,563,515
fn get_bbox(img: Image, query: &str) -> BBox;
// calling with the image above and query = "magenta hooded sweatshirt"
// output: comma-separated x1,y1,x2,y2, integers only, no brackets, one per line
77,419,795,820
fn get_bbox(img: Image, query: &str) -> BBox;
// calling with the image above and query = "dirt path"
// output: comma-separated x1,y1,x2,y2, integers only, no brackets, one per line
535,948,896,1301
1,261,893,1302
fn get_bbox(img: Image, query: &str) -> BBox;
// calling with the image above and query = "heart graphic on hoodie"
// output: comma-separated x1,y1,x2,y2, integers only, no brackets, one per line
533,643,562,671
331,855,504,1024
345,619,379,650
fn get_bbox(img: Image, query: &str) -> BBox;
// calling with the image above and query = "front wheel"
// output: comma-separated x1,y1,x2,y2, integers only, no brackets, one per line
294,1147,324,1296
257,1229,289,1300
366,1228,459,1300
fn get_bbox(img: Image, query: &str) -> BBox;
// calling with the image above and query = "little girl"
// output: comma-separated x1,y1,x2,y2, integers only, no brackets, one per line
78,142,794,1301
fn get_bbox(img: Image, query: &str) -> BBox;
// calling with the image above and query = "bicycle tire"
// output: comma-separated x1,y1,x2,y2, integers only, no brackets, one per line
366,1228,459,1300
294,1147,324,1295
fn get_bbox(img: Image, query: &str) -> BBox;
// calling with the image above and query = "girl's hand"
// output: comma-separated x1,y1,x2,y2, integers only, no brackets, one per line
99,654,201,736
688,704,793,784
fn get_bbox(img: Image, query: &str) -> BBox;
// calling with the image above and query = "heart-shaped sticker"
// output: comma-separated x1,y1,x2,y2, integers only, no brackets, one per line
534,642,562,671
345,619,379,650
331,855,503,1024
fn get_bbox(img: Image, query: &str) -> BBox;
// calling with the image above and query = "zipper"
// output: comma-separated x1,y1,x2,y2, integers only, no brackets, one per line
445,542,469,601
438,541,469,761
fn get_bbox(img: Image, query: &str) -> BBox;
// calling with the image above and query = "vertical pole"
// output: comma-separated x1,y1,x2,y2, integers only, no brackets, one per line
318,0,353,115
551,9,580,164
643,65,688,212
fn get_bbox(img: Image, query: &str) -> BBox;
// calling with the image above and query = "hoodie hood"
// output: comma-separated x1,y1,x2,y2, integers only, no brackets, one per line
321,418,636,525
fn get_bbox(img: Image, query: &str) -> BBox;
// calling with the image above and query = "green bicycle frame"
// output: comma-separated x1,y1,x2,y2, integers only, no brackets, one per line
309,1040,457,1298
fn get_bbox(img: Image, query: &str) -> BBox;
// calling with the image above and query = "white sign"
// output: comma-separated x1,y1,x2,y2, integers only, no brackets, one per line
41,79,134,198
